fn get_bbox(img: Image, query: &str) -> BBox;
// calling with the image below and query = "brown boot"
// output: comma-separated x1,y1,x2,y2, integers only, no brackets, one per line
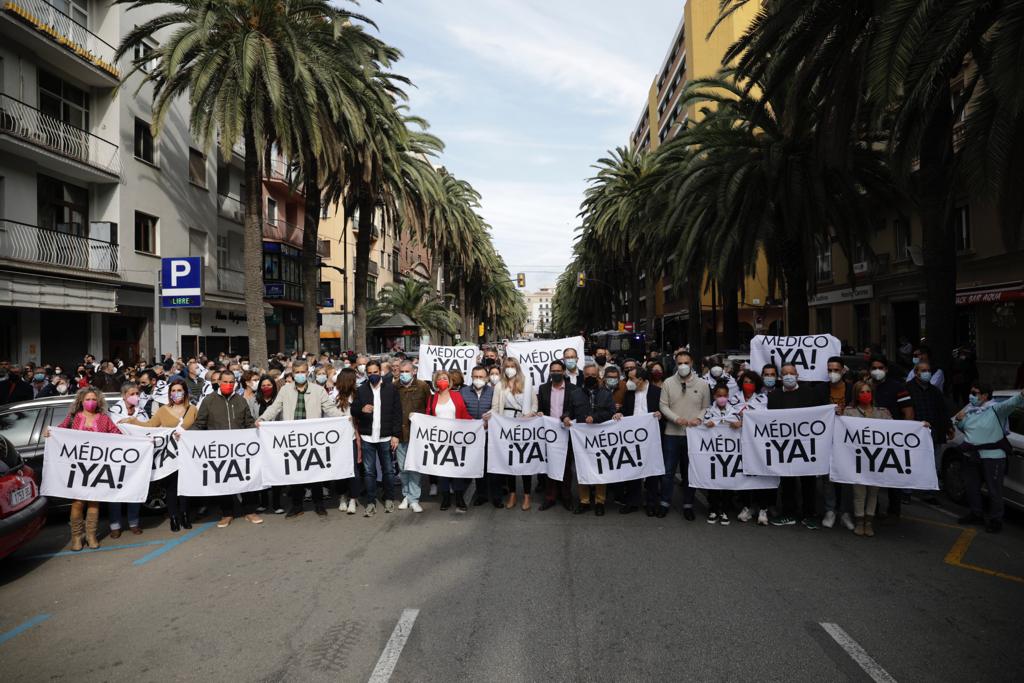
85,505,101,549
854,516,865,536
69,500,85,552
864,515,875,537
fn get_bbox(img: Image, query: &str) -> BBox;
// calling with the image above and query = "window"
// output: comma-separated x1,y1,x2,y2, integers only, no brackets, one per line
188,148,206,187
0,410,41,450
954,205,971,252
37,174,88,236
366,276,377,304
893,219,911,261
134,211,158,254
133,40,158,73
319,281,332,304
39,70,88,128
134,118,155,164
321,204,329,220
815,240,833,282
267,197,278,223
391,248,400,274
816,307,832,334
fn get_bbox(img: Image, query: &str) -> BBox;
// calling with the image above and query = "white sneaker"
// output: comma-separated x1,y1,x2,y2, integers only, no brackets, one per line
398,497,409,510
411,502,423,513
429,484,438,497
822,510,836,529
757,509,769,526
706,512,718,524
346,499,357,515
338,496,348,512
840,512,855,531
363,503,376,517
737,506,752,523
719,513,730,526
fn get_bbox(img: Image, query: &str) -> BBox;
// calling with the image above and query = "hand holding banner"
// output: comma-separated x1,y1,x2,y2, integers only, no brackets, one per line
741,404,834,476
177,428,266,496
119,424,180,481
416,345,480,382
486,414,569,480
406,413,486,478
687,424,780,490
258,417,355,485
569,413,665,485
750,334,841,382
41,428,155,503
830,416,938,490
506,336,585,390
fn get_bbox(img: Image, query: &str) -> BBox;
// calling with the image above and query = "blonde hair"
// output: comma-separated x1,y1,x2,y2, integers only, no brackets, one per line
852,381,874,406
501,357,525,394
69,386,108,416
432,370,450,389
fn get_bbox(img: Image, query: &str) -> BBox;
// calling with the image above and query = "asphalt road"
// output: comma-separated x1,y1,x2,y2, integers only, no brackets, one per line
2,489,1023,682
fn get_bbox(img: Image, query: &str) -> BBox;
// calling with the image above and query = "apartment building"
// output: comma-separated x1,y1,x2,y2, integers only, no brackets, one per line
522,288,553,338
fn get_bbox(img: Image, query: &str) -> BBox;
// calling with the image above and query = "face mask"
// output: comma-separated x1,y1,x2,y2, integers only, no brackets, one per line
139,383,152,393
293,373,307,385
565,359,578,371
472,378,486,390
260,385,274,397
742,382,756,395
870,368,886,382
626,380,637,391
219,383,235,396
651,369,664,381
782,374,798,388
595,355,607,366
710,366,723,378
343,361,351,369
83,399,98,412
57,383,68,394
233,370,242,380
857,391,873,406
764,376,777,388
489,374,500,385
677,364,691,377
357,364,366,374
316,375,328,385
170,390,185,403
968,394,980,407
400,372,413,385
919,371,932,383
33,373,45,382
126,394,140,406
368,374,381,386
242,364,250,372
435,378,450,392
584,376,598,389
504,367,517,379
828,371,843,384
715,396,729,408
247,380,258,391
482,357,495,367
55,368,63,376
912,357,920,365
605,378,619,389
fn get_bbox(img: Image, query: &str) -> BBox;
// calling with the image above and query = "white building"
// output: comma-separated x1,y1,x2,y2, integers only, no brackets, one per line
0,0,256,364
522,287,553,338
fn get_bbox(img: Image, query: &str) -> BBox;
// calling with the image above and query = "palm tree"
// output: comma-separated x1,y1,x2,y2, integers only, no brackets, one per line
116,0,378,364
369,278,459,338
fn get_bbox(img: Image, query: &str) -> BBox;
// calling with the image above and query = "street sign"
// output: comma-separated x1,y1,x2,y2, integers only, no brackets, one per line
264,283,285,298
161,257,202,308
624,322,634,332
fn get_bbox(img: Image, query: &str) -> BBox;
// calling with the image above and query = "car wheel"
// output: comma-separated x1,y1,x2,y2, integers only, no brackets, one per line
943,458,967,505
144,482,168,512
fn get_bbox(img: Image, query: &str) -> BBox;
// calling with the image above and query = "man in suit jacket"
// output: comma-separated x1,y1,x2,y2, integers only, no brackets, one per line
619,367,663,515
351,359,402,515
538,359,583,511
0,367,34,405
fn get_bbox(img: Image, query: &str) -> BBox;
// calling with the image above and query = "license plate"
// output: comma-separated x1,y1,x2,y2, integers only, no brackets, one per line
10,483,32,506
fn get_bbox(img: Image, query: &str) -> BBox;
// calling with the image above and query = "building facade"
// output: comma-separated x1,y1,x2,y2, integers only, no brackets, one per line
522,287,553,338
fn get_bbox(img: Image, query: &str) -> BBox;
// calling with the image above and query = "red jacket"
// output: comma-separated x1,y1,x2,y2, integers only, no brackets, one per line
58,411,122,433
426,391,472,419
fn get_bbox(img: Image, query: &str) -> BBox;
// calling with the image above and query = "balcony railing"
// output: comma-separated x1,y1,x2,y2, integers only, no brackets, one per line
217,193,243,223
216,267,244,294
268,156,296,185
0,218,118,273
2,0,119,77
263,217,302,246
0,94,121,176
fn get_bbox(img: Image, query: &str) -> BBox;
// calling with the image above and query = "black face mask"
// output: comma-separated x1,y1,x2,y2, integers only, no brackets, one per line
550,372,564,385
482,357,495,367
584,376,599,390
595,356,607,366
368,374,382,386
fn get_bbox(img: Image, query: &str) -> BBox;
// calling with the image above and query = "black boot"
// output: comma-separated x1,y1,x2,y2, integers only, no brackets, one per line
455,492,468,513
169,516,181,533
181,511,192,530
440,493,452,511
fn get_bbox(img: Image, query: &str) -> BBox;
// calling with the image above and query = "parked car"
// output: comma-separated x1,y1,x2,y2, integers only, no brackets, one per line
0,434,47,559
0,394,167,512
938,390,1024,511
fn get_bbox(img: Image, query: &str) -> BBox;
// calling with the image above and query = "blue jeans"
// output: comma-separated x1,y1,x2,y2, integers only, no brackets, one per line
660,434,695,508
395,442,421,503
109,502,140,530
362,439,395,502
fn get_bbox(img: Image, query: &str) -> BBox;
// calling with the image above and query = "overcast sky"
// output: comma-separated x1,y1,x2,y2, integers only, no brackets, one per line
360,0,683,288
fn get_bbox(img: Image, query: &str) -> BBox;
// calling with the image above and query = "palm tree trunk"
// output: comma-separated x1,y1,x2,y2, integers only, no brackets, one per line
781,237,810,335
722,281,739,349
686,270,703,361
301,157,321,355
353,193,374,352
242,122,268,364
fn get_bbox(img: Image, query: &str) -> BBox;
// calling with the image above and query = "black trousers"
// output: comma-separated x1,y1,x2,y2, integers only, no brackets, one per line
964,457,1006,522
740,487,777,511
291,482,326,509
781,476,817,518
219,492,256,517
164,472,189,518
707,489,733,515
506,475,533,496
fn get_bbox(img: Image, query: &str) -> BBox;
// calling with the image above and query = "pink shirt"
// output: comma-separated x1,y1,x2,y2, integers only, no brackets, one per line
549,384,565,419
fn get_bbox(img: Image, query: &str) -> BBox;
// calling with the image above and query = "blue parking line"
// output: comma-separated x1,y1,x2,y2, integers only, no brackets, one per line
0,614,51,646
23,539,164,560
133,523,215,566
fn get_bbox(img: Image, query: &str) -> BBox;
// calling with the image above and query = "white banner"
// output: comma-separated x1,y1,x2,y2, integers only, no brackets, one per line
416,345,480,382
486,414,570,480
405,413,486,478
686,424,781,490
119,424,180,481
506,336,585,390
177,429,267,496
258,417,355,486
41,428,154,503
749,334,841,382
569,413,665,485
741,404,834,476
830,416,938,490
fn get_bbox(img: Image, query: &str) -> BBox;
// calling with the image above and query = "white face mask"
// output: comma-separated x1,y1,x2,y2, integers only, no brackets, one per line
828,371,843,384
248,380,258,391
504,367,517,379
489,374,501,385
472,378,486,390
626,380,637,391
677,363,691,377
710,366,723,378
241,364,250,372
870,368,886,382
357,364,366,374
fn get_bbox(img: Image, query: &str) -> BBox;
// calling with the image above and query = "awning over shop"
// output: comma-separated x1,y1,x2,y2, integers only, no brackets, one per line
955,281,1024,305
0,270,117,313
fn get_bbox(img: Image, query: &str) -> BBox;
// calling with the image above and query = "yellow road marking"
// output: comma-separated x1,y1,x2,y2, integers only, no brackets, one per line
905,515,1024,585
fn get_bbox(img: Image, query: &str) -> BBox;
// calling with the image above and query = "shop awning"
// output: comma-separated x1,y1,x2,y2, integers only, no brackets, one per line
955,281,1024,305
0,270,117,313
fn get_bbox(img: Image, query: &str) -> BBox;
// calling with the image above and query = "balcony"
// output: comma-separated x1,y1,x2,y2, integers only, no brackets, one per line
267,156,301,193
0,218,118,273
0,94,121,181
263,217,303,248
1,0,119,87
216,267,244,294
217,193,243,223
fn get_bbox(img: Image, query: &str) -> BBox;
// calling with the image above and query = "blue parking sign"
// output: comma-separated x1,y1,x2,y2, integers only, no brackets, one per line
161,257,203,308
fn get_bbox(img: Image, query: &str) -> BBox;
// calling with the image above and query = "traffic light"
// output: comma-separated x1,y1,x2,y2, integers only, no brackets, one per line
478,322,485,338
516,272,526,288
577,271,586,288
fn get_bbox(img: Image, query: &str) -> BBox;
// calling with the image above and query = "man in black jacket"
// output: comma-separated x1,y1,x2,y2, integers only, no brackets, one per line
906,359,950,503
574,364,616,515
352,360,402,516
0,366,33,405
537,360,581,511
619,367,663,515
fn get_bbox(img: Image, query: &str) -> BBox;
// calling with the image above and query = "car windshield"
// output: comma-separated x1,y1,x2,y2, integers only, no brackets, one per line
0,410,39,450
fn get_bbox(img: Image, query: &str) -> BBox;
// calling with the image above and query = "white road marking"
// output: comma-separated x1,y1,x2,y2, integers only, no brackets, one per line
915,498,960,519
367,609,420,683
820,622,897,683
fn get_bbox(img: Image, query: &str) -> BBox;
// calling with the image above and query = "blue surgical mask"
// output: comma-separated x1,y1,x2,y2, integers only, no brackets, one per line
782,374,798,388
33,373,45,382
565,359,577,370
763,376,776,388
399,372,413,385
968,394,980,407
605,378,619,389
293,373,307,385
233,370,242,380
316,374,327,384
912,357,920,365
919,371,932,383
